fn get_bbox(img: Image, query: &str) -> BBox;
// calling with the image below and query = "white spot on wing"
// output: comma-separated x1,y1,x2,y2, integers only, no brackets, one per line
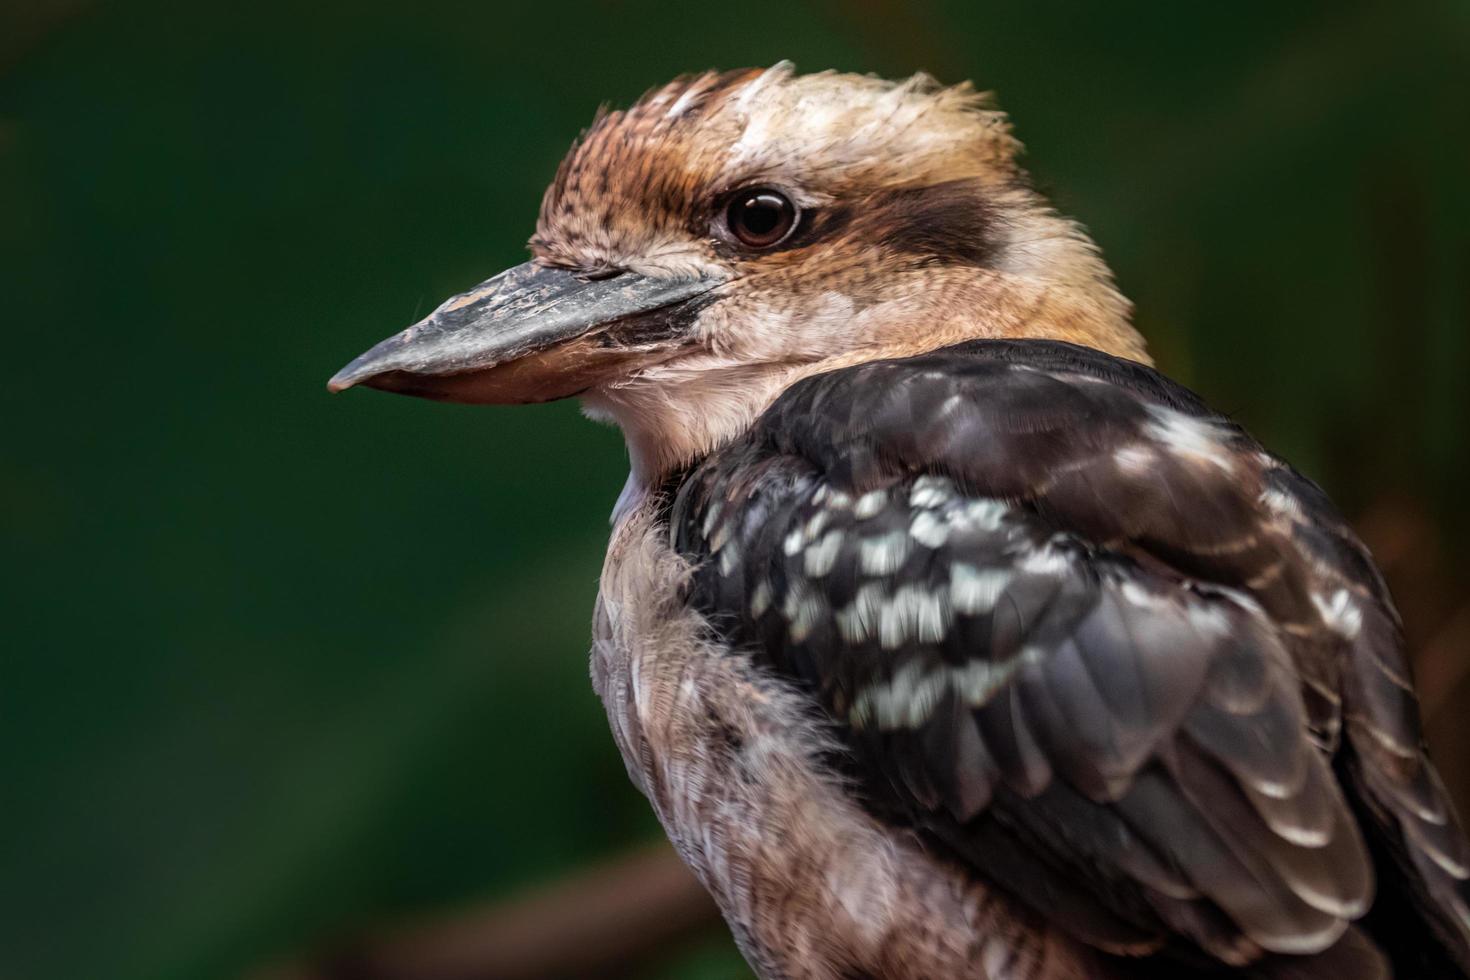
709,520,733,553
836,583,886,643
1113,445,1155,474
749,580,772,618
851,659,943,729
910,475,954,509
962,498,1008,531
859,530,912,575
983,936,1018,978
850,646,1042,730
1313,588,1363,640
719,542,740,575
783,582,826,643
1186,602,1232,636
910,510,950,548
701,501,723,538
1016,543,1071,577
950,563,1010,614
878,585,949,649
854,490,887,520
1119,580,1164,609
951,648,1044,710
1260,487,1304,521
804,529,845,578
1144,405,1236,473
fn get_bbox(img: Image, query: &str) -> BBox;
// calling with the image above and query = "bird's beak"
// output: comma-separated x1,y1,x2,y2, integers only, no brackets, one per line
327,262,723,404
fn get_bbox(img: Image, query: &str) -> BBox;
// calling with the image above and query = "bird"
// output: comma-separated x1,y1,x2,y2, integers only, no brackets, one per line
329,64,1470,979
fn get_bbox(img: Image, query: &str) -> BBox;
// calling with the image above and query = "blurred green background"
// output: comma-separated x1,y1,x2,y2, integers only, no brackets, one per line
3,1,1467,978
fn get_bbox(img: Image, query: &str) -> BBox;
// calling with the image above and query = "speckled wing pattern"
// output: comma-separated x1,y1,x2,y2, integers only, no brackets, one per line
669,340,1470,977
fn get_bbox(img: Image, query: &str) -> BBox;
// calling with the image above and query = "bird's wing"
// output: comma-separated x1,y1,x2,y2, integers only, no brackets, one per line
670,339,1470,974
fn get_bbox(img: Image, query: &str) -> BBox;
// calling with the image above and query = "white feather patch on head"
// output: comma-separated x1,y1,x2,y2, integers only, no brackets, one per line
718,64,1007,189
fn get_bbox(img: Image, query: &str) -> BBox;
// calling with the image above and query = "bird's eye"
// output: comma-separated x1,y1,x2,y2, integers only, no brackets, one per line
725,188,798,249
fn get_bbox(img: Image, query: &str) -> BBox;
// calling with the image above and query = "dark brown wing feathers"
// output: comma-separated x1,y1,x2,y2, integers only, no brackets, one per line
671,339,1470,977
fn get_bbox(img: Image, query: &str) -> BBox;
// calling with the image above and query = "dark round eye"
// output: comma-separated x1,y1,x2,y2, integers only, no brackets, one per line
726,188,797,249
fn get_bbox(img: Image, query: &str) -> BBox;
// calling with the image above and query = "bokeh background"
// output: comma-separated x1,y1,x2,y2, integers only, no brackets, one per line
3,1,1468,978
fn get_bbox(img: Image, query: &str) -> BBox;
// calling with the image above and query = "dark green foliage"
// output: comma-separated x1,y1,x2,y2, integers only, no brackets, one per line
1,1,1465,978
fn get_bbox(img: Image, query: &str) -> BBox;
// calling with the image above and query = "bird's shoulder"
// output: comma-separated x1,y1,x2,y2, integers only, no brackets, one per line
666,339,1470,976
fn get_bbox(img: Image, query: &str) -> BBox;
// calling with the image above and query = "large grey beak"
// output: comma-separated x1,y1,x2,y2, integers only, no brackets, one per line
328,262,722,404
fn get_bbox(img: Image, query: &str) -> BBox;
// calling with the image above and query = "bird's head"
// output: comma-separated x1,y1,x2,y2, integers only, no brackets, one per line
331,64,1146,499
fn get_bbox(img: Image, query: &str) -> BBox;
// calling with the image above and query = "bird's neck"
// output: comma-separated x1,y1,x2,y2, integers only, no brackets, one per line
589,359,810,522
588,267,1146,522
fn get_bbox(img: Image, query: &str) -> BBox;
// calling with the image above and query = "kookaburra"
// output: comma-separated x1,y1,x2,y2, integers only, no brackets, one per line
330,65,1470,978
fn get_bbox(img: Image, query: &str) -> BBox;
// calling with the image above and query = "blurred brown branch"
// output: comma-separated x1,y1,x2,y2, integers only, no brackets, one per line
254,842,720,980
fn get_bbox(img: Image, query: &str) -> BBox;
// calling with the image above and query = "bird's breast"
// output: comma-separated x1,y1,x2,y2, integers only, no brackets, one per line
590,501,1104,980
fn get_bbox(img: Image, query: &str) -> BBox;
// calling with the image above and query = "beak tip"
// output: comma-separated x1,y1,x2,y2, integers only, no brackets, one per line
329,348,394,394
326,369,359,394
